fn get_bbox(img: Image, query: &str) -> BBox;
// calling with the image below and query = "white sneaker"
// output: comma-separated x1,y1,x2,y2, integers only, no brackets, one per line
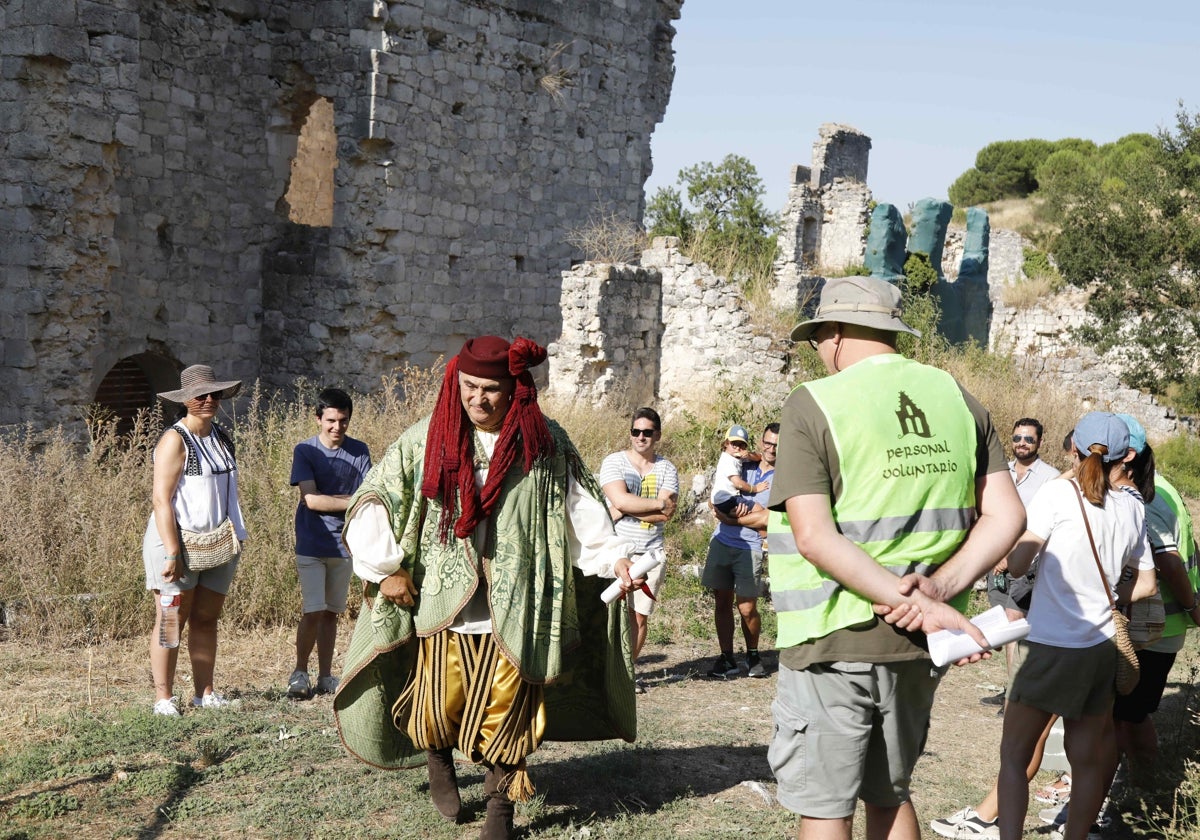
191,692,231,709
930,806,999,839
153,696,180,717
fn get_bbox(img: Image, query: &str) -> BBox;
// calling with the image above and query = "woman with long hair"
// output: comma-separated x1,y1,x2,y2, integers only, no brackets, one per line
143,365,248,716
997,412,1157,840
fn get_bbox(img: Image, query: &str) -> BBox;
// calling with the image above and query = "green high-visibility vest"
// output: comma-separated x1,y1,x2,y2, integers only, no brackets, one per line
1154,475,1200,636
768,354,978,648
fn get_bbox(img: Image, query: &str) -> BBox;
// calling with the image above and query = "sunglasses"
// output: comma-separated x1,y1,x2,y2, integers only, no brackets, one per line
630,428,657,438
1011,434,1037,444
192,392,222,403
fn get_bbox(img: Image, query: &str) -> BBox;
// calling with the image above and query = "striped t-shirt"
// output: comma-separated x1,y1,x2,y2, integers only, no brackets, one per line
598,452,679,552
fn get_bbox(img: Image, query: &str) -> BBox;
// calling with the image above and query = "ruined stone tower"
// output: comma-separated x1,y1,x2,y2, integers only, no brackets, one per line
773,123,873,302
0,0,681,432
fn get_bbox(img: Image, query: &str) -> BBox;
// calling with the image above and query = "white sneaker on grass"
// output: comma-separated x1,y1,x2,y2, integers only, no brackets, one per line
930,806,999,839
191,692,231,709
153,697,180,717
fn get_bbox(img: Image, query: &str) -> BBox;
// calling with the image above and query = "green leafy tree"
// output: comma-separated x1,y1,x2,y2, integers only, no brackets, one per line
1050,106,1200,407
646,154,778,284
644,185,692,241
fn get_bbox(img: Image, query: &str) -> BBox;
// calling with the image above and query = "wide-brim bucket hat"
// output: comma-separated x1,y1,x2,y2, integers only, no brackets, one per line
790,276,920,342
157,364,242,403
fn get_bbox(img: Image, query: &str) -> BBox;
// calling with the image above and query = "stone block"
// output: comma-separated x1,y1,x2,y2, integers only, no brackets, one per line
68,106,113,143
31,25,88,61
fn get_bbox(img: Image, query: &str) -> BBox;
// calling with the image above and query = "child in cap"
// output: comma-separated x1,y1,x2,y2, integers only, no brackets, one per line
711,424,766,516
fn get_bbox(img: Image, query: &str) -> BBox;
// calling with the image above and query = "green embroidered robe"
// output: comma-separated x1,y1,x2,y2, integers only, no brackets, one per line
333,416,636,769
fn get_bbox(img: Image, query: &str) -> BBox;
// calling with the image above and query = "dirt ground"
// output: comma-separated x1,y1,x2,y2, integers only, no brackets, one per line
1,626,1196,838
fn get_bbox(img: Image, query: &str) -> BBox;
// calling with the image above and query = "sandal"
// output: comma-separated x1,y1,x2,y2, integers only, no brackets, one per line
1034,772,1071,804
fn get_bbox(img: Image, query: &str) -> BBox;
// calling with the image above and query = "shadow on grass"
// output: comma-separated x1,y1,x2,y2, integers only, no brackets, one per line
525,743,772,833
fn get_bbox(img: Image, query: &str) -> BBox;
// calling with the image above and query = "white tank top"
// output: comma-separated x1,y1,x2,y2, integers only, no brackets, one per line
170,422,241,534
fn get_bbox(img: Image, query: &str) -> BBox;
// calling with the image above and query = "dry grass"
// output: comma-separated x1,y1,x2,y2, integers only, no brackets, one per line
999,270,1066,310
564,207,649,264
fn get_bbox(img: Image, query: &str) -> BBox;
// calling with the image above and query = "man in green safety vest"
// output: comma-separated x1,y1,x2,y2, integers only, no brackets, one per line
765,276,1026,840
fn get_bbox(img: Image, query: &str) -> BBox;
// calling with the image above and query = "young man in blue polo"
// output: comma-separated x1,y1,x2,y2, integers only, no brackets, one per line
287,387,372,699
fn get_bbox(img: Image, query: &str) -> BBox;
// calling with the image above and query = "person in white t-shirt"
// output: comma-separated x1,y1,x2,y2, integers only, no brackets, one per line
996,412,1158,840
600,407,679,689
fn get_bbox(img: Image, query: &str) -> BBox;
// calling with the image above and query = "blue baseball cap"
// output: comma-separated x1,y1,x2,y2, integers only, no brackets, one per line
1115,413,1147,455
1072,412,1129,463
724,424,749,444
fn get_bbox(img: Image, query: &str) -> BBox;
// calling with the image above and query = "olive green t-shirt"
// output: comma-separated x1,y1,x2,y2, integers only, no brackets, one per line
768,360,1007,670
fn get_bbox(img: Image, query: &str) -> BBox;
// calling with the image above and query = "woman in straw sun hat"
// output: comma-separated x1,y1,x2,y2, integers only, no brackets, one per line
142,364,248,717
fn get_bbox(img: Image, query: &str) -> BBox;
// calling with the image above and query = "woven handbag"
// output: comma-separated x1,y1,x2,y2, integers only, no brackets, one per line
1071,481,1139,695
180,517,240,571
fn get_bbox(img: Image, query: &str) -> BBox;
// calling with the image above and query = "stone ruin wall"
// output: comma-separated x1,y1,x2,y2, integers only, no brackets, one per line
546,237,789,415
0,0,681,432
547,120,1178,442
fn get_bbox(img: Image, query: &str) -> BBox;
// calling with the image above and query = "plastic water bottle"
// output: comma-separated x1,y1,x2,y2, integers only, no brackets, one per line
158,594,180,648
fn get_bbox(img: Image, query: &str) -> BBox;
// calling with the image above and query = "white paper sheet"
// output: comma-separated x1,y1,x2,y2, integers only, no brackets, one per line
926,605,1030,666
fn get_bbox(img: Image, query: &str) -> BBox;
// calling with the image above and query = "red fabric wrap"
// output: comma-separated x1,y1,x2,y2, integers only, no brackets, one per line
420,336,554,542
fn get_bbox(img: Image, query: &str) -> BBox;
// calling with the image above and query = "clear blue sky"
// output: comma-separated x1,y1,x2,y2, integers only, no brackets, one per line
644,0,1198,215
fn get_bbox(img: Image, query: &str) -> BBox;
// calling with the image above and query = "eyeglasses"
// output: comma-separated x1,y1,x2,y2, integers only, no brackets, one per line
630,428,657,438
761,441,778,449
1011,434,1037,444
807,337,819,350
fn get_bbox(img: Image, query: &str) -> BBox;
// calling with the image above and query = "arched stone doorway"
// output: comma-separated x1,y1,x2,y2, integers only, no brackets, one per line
93,353,179,435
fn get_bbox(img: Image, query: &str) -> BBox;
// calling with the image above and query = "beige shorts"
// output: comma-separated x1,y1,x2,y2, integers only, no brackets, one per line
296,554,353,614
629,550,667,616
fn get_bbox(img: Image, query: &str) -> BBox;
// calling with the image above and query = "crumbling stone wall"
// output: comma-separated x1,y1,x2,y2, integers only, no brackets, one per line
548,238,789,416
545,262,663,408
0,0,681,432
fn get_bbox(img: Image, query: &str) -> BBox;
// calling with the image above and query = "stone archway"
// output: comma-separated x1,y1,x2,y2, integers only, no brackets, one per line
93,352,178,435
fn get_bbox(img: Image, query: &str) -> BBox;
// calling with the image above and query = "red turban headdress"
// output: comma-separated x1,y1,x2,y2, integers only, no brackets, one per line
421,336,554,541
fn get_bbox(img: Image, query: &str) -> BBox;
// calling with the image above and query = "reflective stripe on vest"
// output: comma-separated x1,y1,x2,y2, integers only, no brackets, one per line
1155,475,1200,635
769,355,978,648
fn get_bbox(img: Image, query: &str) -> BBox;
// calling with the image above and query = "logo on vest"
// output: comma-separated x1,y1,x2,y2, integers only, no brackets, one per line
895,392,931,439
883,393,959,479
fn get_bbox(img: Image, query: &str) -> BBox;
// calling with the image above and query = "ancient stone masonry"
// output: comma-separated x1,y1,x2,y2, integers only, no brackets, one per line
773,123,872,306
547,238,789,415
0,0,681,433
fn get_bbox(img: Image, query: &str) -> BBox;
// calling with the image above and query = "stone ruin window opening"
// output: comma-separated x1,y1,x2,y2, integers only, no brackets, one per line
282,97,336,227
92,353,178,437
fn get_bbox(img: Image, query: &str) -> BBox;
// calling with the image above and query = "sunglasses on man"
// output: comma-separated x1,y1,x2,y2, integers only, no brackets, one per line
1011,434,1037,444
630,428,657,438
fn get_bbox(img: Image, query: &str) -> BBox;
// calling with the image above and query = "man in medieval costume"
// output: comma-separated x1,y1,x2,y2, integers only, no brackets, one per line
334,335,640,840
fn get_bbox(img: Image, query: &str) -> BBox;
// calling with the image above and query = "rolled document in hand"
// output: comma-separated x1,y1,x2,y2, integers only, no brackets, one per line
926,605,1031,666
601,553,663,604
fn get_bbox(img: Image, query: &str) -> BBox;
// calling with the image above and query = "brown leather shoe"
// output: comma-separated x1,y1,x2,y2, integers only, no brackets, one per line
425,748,461,822
480,763,514,840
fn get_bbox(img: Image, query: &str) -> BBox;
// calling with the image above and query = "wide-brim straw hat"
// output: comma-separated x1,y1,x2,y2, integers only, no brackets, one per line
157,364,242,403
790,276,920,342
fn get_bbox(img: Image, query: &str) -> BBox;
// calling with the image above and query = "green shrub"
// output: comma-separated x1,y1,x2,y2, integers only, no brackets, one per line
1155,435,1200,499
903,252,938,294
